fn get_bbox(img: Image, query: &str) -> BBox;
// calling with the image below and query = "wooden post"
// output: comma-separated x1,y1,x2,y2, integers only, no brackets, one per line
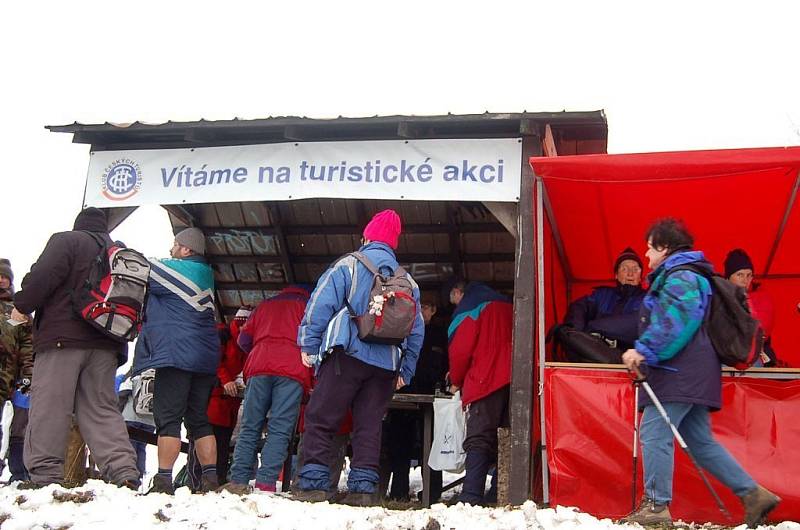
508,134,541,505
64,418,87,487
496,427,511,505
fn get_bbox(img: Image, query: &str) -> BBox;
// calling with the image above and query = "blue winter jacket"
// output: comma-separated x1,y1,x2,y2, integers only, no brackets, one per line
297,242,424,385
133,256,220,376
636,251,721,410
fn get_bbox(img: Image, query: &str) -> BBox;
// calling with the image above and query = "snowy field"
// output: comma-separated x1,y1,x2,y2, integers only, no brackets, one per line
1,479,799,530
2,405,798,530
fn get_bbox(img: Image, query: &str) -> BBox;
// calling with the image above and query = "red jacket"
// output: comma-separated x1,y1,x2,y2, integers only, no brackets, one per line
449,300,513,407
207,320,246,428
239,286,313,392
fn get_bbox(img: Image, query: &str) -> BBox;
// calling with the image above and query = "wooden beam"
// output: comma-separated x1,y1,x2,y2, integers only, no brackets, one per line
508,134,540,505
446,204,464,278
207,252,514,265
162,204,197,227
283,125,306,141
217,279,515,293
102,206,138,232
542,124,558,157
266,202,296,283
201,223,505,237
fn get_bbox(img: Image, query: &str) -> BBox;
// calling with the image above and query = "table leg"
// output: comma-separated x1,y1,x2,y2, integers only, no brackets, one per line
422,404,433,507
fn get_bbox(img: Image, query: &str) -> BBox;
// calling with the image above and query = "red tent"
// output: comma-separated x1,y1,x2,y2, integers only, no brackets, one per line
529,146,800,523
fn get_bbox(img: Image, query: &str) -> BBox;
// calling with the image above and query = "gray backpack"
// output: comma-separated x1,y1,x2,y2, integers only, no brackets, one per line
344,252,418,345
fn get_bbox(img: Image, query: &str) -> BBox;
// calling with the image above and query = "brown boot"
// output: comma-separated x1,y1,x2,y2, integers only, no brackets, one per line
620,497,672,526
147,474,175,495
740,485,780,528
217,482,252,495
199,473,220,493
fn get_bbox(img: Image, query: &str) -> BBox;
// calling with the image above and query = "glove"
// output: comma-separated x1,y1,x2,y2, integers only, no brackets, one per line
18,378,32,395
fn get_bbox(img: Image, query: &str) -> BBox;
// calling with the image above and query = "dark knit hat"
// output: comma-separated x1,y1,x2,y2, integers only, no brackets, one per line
175,227,206,256
0,258,12,283
614,247,643,273
73,207,108,232
724,249,754,278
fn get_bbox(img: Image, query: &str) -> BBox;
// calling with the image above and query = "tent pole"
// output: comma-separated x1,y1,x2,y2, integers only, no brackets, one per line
763,169,800,276
536,176,550,506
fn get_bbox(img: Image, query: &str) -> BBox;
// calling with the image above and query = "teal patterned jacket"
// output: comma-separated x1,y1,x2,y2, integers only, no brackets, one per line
634,251,713,366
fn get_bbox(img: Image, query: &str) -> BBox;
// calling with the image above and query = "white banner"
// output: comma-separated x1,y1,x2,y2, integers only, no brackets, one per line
84,138,522,207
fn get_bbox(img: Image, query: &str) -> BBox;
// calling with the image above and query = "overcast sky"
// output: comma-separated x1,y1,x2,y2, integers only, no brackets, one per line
2,1,799,287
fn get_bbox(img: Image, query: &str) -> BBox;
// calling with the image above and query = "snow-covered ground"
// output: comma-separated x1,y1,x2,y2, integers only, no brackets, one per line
3,404,798,530
1,480,799,530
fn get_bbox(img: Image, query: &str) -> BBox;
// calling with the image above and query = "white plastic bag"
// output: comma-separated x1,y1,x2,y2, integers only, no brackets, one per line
428,391,466,473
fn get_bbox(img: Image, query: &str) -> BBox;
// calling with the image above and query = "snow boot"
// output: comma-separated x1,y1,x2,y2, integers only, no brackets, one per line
199,473,219,493
217,482,252,495
291,488,334,503
740,485,780,528
148,474,175,495
620,497,672,526
458,449,493,505
339,491,381,507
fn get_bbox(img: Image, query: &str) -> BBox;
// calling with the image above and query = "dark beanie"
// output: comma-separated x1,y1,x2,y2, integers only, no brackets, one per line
0,258,12,283
614,247,643,273
724,249,754,278
73,207,108,232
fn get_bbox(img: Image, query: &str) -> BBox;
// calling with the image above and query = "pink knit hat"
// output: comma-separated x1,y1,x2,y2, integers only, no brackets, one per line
363,209,402,249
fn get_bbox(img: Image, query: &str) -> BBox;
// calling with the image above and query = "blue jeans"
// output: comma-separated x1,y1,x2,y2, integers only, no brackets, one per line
230,375,302,486
640,402,756,504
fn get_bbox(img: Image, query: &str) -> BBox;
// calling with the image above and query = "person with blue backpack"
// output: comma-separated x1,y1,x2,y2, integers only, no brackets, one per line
293,209,424,506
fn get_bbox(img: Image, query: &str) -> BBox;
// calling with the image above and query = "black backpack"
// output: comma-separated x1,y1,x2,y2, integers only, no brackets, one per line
668,264,763,368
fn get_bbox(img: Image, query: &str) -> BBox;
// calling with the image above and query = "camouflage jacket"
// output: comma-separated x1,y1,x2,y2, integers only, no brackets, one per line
0,291,34,401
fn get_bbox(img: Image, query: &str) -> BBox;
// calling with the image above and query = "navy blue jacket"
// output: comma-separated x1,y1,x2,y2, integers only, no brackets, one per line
133,256,220,376
564,284,645,348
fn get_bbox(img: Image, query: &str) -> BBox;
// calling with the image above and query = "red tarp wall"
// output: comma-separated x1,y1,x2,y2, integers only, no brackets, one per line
529,147,800,521
545,367,800,523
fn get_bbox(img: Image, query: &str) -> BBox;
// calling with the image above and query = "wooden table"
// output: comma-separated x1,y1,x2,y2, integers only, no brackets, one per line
388,393,436,506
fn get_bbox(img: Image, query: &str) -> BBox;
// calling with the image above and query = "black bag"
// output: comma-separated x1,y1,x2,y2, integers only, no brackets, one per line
668,264,763,368
553,325,623,364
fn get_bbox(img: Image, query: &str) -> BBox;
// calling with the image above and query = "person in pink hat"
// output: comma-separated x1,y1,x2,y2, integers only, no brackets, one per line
293,209,425,506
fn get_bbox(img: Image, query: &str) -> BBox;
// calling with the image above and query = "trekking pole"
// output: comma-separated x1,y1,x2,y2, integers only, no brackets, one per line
631,366,732,521
631,382,639,512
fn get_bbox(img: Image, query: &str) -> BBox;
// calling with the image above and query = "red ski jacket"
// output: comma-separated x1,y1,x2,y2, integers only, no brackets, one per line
448,300,513,407
207,320,246,428
239,286,313,393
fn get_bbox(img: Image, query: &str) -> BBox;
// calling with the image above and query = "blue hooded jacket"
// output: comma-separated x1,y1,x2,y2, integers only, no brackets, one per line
133,256,220,376
297,242,424,385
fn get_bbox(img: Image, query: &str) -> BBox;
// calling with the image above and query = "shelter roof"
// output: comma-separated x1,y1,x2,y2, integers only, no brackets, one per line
47,111,607,151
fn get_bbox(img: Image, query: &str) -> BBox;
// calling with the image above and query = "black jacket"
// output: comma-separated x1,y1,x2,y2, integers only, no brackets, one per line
14,209,124,358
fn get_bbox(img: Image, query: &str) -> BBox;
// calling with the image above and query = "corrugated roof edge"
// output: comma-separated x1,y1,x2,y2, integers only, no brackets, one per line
46,110,608,133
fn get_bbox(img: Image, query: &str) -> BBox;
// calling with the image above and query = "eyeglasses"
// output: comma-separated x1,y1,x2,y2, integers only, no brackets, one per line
619,266,642,274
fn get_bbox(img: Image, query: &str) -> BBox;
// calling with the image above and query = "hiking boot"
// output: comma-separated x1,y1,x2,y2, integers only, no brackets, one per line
620,497,672,526
217,482,252,495
15,481,49,490
740,485,780,528
338,492,380,507
199,473,220,493
117,478,141,491
147,474,175,495
291,488,333,503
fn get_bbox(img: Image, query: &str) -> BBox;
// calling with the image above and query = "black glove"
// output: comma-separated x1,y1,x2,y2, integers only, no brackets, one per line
18,378,32,395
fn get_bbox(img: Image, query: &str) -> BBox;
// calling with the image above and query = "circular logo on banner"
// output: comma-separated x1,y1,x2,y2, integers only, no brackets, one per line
101,159,142,201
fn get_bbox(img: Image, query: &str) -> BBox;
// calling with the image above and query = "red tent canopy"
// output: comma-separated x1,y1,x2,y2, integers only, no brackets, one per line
530,146,800,365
